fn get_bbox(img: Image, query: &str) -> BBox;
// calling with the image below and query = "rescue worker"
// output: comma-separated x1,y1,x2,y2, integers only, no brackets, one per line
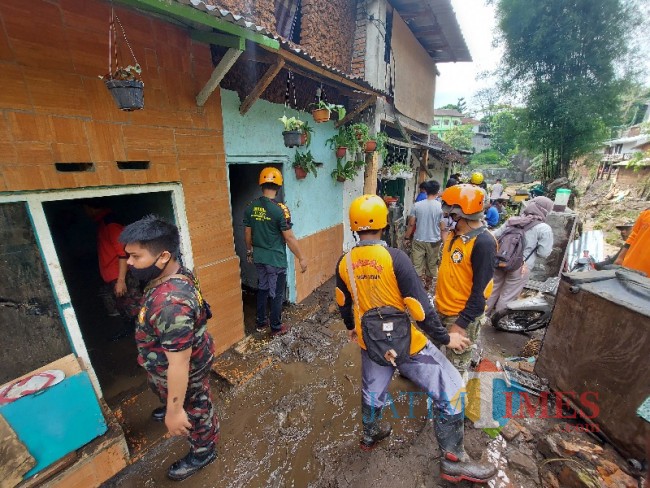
336,195,496,484
119,216,218,481
435,185,497,378
244,167,307,335
469,171,489,206
614,209,650,276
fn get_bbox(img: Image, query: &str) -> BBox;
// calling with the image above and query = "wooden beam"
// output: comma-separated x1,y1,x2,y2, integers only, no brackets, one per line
240,58,285,115
260,46,385,97
335,95,377,128
191,30,245,50
196,47,243,107
364,152,379,194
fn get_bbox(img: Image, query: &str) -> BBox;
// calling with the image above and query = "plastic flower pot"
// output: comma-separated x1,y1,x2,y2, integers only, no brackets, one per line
283,130,303,148
294,166,307,179
312,108,330,123
104,79,144,111
364,140,377,153
336,175,347,183
336,147,347,158
300,132,308,146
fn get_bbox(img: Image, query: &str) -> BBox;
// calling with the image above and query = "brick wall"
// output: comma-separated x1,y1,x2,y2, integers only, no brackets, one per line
294,224,344,302
301,0,357,72
0,0,244,355
351,0,367,78
616,167,650,187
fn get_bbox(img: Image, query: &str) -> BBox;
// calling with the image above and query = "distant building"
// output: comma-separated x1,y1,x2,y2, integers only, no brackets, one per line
431,108,464,138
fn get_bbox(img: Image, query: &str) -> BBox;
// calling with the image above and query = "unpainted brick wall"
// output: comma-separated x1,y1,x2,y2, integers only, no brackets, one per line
351,0,367,78
0,0,244,355
300,0,357,72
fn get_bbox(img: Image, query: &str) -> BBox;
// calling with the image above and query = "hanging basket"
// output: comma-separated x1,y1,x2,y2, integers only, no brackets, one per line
336,146,347,158
312,108,330,123
294,166,307,179
364,140,377,153
104,79,144,111
336,175,347,183
283,130,303,148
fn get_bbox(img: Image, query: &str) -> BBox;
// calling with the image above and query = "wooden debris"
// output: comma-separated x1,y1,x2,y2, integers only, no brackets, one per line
0,414,36,488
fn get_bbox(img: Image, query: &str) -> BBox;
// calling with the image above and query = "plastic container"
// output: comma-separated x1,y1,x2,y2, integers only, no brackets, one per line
553,188,571,212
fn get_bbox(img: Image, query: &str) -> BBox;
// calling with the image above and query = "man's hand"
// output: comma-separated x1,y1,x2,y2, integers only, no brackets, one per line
246,250,254,264
165,409,192,437
347,329,358,342
447,332,471,352
449,323,467,337
299,258,308,273
114,279,127,297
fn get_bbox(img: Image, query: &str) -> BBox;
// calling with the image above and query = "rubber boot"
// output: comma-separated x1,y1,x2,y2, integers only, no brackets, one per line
360,403,392,451
434,411,497,484
167,443,217,481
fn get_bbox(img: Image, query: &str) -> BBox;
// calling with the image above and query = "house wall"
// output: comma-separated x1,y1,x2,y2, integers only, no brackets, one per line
0,0,244,356
221,89,350,302
616,167,650,186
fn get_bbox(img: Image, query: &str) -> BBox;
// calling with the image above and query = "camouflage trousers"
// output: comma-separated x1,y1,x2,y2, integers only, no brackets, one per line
435,314,489,376
148,370,220,455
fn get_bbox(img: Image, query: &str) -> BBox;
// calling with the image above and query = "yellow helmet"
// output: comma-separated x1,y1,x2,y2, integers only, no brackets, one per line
349,195,388,231
259,167,283,186
470,171,484,185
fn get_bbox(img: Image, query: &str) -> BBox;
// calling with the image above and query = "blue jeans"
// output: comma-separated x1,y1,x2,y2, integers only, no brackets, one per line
255,264,286,330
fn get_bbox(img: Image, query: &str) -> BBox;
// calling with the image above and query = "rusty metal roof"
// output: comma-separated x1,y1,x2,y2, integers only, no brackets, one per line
388,0,471,63
176,0,388,96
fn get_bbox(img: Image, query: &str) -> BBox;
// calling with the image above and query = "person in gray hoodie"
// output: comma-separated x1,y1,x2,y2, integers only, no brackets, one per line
486,196,554,315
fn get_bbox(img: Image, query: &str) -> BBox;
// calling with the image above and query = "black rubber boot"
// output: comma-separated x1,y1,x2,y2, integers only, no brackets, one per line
360,403,392,451
434,411,497,484
151,406,165,422
167,444,217,481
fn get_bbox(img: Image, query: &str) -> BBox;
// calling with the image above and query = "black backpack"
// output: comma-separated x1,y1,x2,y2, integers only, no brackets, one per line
494,223,539,272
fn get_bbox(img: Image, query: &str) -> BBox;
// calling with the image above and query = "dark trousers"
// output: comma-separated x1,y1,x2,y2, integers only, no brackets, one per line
255,265,286,330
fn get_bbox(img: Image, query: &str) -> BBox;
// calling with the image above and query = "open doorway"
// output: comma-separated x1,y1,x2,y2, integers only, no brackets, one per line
43,192,175,406
228,163,286,334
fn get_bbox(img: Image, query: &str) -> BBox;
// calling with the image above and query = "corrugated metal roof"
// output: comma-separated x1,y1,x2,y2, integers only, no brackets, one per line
176,0,387,95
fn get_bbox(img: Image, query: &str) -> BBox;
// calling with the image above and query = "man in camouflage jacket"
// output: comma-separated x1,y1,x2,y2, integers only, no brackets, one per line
120,215,218,481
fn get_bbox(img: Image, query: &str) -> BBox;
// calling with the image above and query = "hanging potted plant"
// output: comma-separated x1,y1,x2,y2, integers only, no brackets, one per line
326,127,358,158
350,122,370,145
331,158,358,182
293,151,318,179
389,163,414,179
279,116,305,148
373,131,389,157
311,100,347,123
101,10,144,111
300,120,314,147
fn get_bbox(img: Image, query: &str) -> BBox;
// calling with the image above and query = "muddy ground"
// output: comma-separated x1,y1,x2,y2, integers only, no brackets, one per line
102,278,643,488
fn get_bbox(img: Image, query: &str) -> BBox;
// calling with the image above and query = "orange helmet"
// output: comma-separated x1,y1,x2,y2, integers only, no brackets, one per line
441,184,485,220
259,167,283,186
349,195,388,231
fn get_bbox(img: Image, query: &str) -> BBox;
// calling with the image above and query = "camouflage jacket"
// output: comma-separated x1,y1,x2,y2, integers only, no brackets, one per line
136,267,214,378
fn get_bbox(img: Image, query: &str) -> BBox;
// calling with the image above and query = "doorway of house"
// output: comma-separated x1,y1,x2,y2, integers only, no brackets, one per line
228,163,285,335
43,191,175,406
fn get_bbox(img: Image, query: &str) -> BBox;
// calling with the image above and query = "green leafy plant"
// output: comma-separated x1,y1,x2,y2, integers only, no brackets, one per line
350,123,370,144
301,120,314,147
389,163,413,175
370,131,389,159
100,63,142,81
326,126,359,154
279,115,304,131
293,150,318,177
331,158,359,182
314,100,346,121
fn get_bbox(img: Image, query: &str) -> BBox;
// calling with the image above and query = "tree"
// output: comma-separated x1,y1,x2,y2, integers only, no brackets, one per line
493,0,638,180
438,97,467,114
443,124,473,151
489,108,521,156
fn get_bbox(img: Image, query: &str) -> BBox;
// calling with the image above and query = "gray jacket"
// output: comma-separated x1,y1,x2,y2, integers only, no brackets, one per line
492,222,554,269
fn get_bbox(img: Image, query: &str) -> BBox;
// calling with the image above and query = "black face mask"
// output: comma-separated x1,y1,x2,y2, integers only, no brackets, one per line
129,254,165,283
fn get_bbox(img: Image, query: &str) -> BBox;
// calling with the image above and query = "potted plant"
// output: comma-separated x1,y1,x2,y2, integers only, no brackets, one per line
311,100,346,123
331,158,359,182
389,163,414,179
350,123,370,144
300,120,314,147
326,127,359,158
365,131,389,154
293,151,318,179
279,115,305,148
101,64,144,111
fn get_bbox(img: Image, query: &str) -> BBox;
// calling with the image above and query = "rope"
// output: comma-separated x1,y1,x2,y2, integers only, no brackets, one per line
114,13,139,66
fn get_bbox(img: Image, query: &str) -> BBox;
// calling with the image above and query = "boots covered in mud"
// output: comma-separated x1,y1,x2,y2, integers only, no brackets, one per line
167,443,217,481
434,411,497,484
360,403,392,451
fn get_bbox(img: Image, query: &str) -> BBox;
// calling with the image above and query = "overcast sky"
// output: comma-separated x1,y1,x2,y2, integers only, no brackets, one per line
434,0,501,110
434,0,650,111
